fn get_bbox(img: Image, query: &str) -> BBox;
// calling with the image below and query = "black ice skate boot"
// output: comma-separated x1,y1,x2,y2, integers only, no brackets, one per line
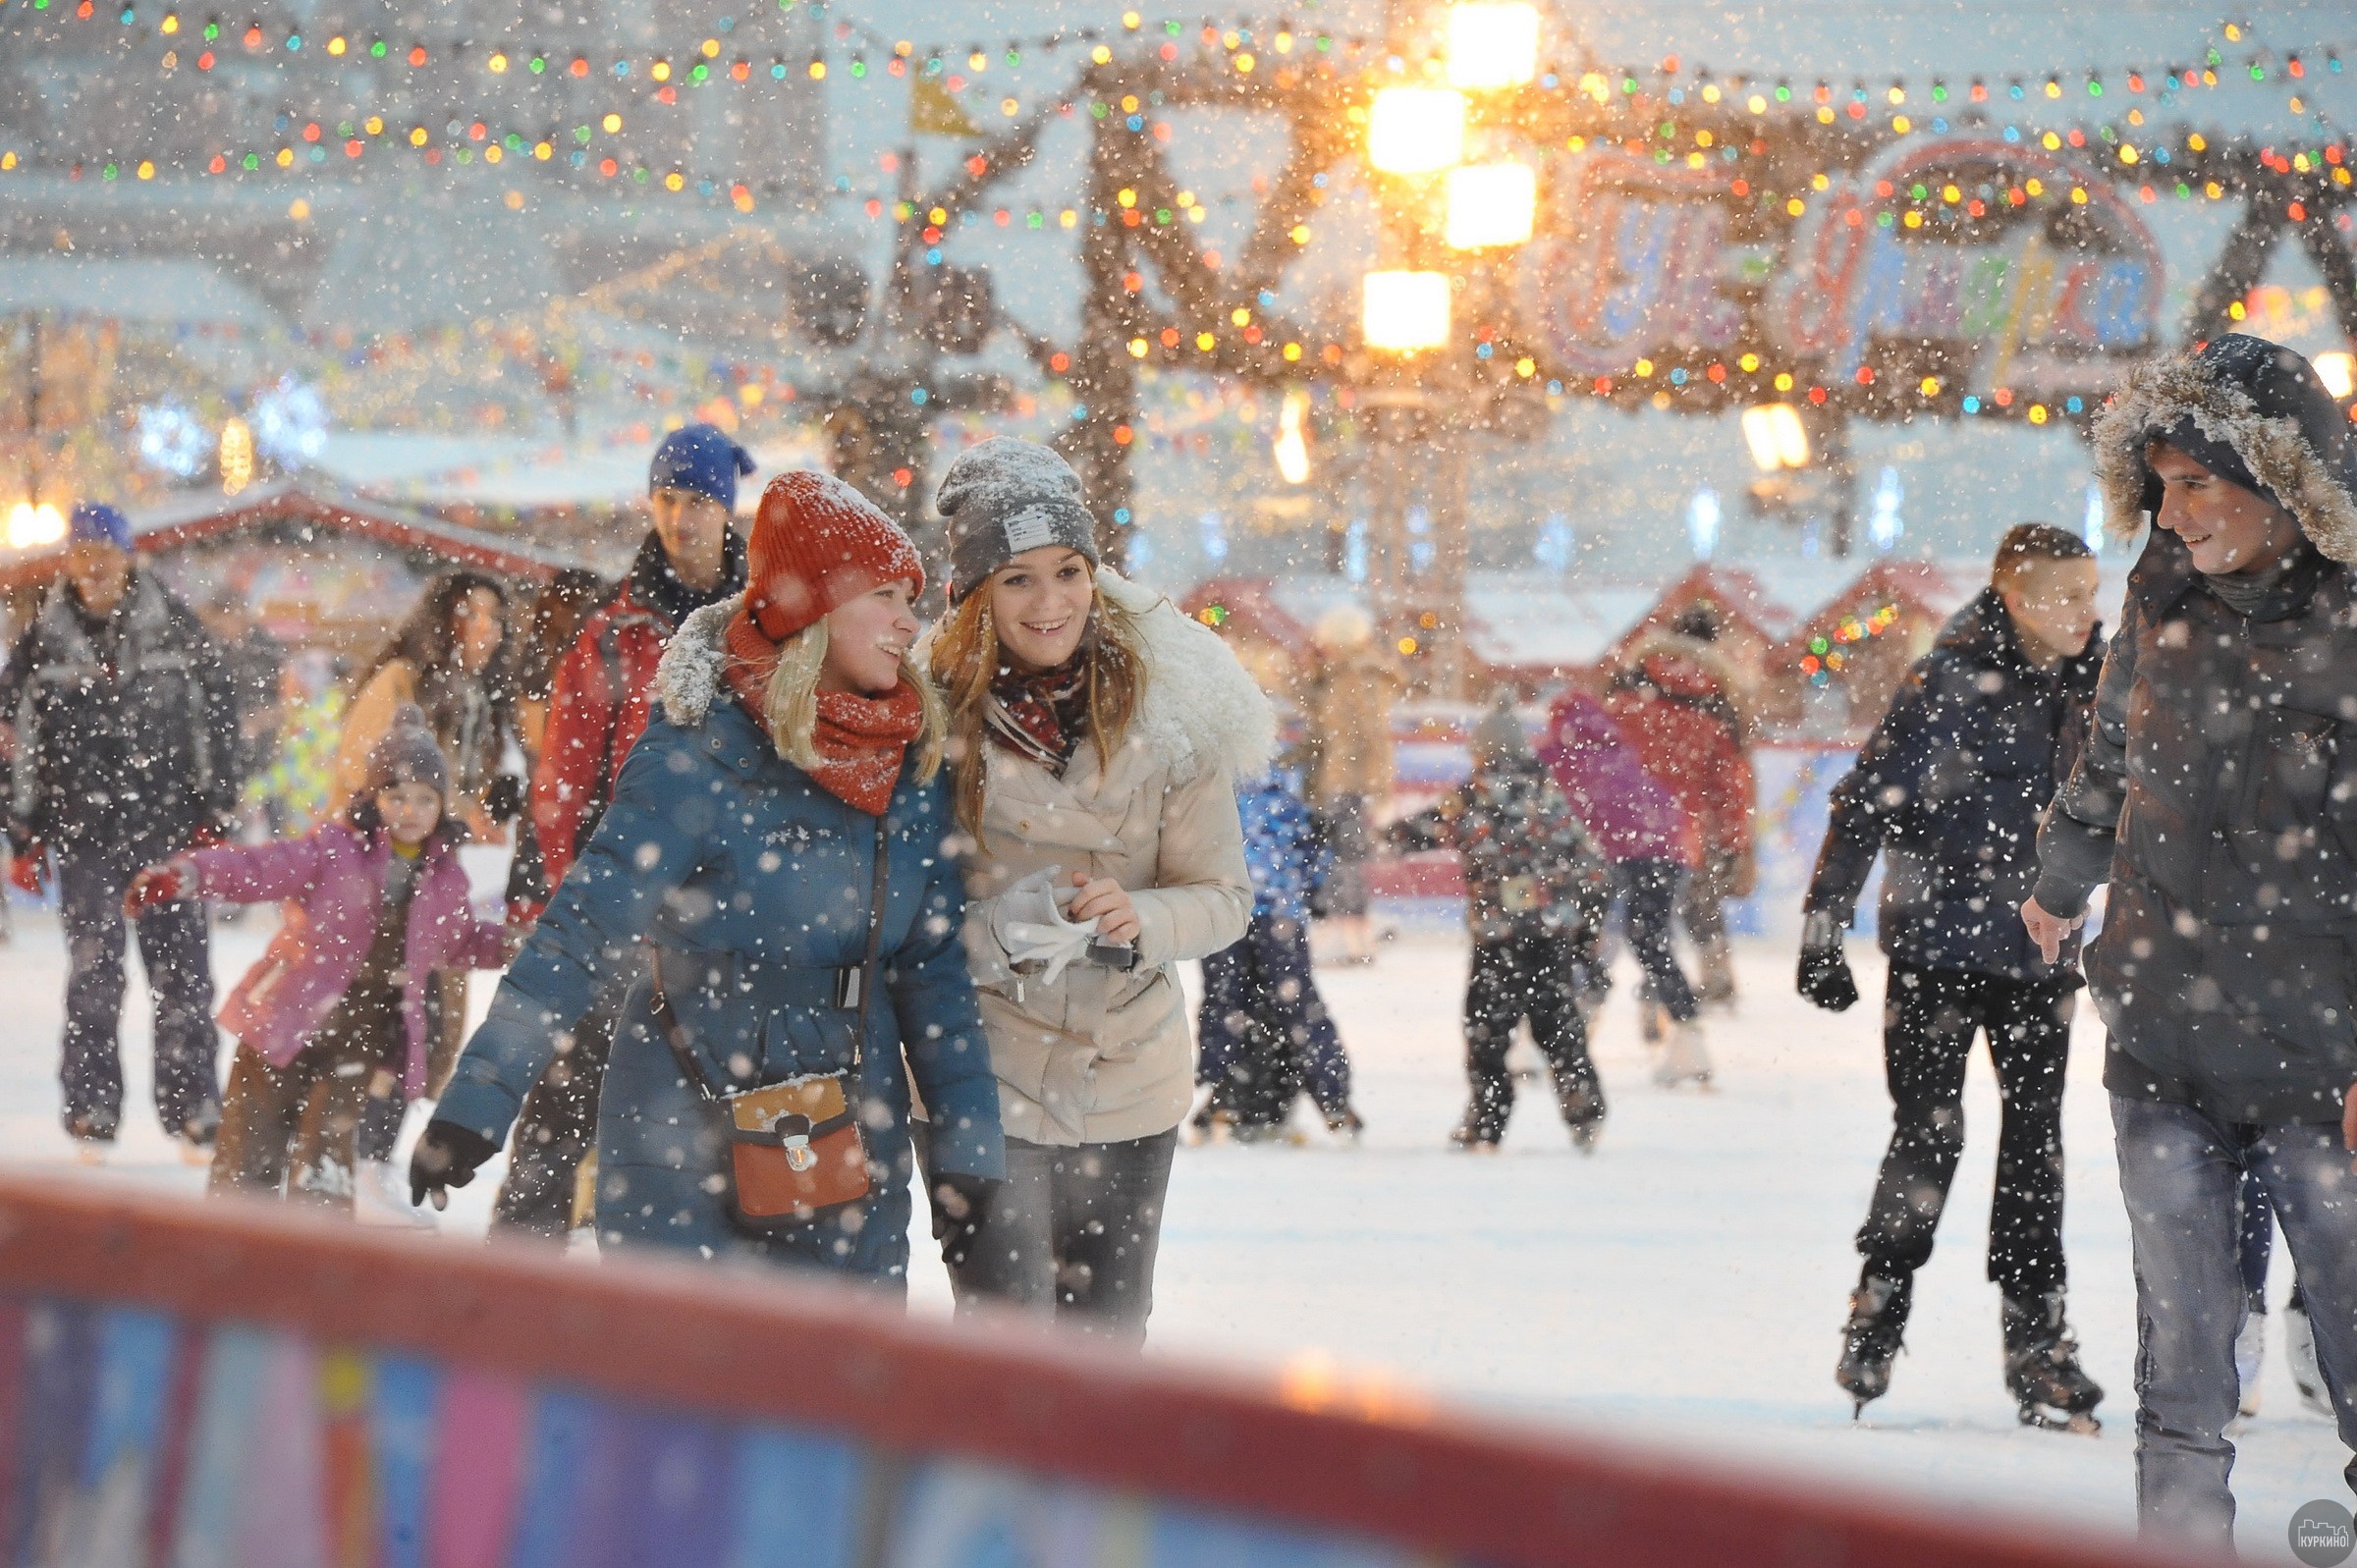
1837,1273,1911,1417
2003,1291,2104,1434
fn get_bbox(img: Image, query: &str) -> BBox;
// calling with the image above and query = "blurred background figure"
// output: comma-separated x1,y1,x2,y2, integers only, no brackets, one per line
1302,606,1404,965
1538,686,1712,1088
198,594,290,839
0,502,239,1159
504,568,611,917
247,649,349,841
1195,753,1360,1145
331,569,522,1101
1394,695,1612,1152
1605,606,1756,1007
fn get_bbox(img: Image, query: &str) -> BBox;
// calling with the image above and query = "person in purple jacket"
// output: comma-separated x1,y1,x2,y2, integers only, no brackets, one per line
1538,687,1713,1087
125,705,509,1220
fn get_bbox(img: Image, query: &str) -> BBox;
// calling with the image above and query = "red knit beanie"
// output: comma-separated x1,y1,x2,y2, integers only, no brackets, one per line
742,471,926,642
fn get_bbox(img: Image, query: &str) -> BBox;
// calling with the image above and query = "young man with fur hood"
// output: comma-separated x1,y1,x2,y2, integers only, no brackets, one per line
919,437,1269,1344
2023,334,2357,1544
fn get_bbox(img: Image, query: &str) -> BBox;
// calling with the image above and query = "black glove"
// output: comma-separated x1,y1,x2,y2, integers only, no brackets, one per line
928,1171,1002,1269
482,773,525,825
1797,911,1860,1013
409,1120,499,1209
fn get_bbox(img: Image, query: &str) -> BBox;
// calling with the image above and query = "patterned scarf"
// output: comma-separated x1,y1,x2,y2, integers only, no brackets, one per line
723,609,922,815
986,661,1090,775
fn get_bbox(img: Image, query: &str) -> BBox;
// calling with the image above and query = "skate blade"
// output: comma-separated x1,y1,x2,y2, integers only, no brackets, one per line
2018,1406,2101,1435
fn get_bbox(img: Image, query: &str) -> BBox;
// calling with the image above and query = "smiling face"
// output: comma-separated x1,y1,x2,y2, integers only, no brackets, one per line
2147,440,2303,576
817,578,920,696
984,547,1094,672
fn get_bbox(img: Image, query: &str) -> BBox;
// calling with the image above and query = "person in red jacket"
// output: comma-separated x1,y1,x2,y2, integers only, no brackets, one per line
1604,608,1756,1007
492,423,751,1238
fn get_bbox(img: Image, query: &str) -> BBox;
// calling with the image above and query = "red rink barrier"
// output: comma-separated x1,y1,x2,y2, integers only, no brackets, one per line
0,1170,2175,1568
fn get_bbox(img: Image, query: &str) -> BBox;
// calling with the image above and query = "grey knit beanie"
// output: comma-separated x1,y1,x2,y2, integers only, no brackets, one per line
364,703,451,797
936,437,1100,603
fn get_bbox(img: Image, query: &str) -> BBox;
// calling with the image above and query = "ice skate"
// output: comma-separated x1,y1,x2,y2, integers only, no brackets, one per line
1653,1022,1713,1089
1324,1107,1364,1145
1448,1110,1501,1154
2003,1292,2103,1434
1557,1081,1603,1156
2234,1308,2266,1420
1837,1274,1909,1416
1696,935,1737,1010
2286,1292,2335,1418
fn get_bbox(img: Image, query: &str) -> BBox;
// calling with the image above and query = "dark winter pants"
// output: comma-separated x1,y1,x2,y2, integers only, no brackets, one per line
1616,858,1698,1024
923,1127,1178,1345
2110,1096,2357,1547
1463,926,1603,1142
57,847,219,1142
491,960,633,1240
1854,965,2073,1299
1197,914,1350,1127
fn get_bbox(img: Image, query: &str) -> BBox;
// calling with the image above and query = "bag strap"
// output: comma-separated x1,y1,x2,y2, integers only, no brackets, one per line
647,948,723,1105
849,813,890,1074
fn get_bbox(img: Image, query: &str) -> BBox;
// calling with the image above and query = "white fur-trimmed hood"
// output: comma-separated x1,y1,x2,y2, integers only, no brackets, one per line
658,574,1278,785
654,594,741,729
2092,348,2357,564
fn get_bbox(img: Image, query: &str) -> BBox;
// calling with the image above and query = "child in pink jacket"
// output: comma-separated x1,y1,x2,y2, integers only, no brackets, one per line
127,705,507,1218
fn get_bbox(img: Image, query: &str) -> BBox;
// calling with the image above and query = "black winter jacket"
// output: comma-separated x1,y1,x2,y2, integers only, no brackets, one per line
1808,588,2103,982
2034,530,2357,1122
1392,756,1611,946
1,571,240,862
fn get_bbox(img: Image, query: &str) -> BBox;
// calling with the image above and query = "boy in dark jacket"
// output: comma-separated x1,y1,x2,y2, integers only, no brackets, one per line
1395,699,1612,1150
2024,335,2357,1544
1195,765,1358,1142
1,503,240,1156
495,424,751,1239
1801,523,2106,1429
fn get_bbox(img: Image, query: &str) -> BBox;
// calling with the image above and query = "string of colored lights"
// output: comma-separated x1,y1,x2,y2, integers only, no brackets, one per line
0,0,2348,203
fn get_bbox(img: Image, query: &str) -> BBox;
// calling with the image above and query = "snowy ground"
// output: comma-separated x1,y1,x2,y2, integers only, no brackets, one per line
3,901,2350,1561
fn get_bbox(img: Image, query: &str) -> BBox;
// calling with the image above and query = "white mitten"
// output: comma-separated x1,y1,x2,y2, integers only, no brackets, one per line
990,867,1100,985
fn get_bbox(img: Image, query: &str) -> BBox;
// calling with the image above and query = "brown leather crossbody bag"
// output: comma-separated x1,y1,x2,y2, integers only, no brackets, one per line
650,817,889,1234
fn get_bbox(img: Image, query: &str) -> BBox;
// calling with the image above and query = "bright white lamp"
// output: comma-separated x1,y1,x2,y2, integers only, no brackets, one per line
1445,162,1536,247
1367,87,1465,175
1362,271,1452,351
1444,3,1539,90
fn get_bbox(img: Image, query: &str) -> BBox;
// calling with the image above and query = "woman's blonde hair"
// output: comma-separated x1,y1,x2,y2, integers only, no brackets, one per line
929,572,1144,838
752,617,946,783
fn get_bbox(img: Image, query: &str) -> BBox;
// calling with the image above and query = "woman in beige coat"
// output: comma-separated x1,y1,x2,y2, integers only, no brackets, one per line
922,437,1270,1342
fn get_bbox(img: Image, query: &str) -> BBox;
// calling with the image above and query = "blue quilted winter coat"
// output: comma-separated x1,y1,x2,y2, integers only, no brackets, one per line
1236,769,1326,927
437,598,1004,1283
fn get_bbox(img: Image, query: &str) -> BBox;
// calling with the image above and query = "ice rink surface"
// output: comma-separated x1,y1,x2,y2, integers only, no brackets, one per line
2,902,2348,1561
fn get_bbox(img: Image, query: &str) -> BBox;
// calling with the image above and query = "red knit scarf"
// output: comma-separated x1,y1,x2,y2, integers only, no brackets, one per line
724,610,921,815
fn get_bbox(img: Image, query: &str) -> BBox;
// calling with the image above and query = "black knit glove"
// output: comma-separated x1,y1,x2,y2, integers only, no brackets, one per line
929,1171,1002,1269
1797,911,1860,1013
409,1120,499,1209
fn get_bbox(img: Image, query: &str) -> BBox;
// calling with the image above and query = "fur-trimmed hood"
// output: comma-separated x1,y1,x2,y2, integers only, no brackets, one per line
658,570,1279,786
2091,333,2357,563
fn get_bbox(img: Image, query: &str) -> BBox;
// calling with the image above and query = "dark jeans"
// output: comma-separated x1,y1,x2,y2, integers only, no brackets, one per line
491,958,634,1240
1615,858,1698,1024
921,1126,1177,1345
1197,913,1350,1126
2111,1095,2357,1547
1463,926,1603,1142
1854,965,2073,1297
58,847,219,1141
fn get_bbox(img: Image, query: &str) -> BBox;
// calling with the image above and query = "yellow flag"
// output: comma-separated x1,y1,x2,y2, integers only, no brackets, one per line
908,77,978,136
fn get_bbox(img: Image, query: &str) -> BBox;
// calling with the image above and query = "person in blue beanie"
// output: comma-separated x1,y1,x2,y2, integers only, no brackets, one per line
490,422,753,1238
1,500,240,1158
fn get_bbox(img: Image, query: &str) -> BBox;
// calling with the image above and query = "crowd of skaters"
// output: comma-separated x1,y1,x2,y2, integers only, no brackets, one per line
5,333,2357,1547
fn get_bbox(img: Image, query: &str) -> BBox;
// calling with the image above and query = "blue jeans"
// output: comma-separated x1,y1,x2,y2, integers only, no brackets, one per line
2111,1095,2357,1546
